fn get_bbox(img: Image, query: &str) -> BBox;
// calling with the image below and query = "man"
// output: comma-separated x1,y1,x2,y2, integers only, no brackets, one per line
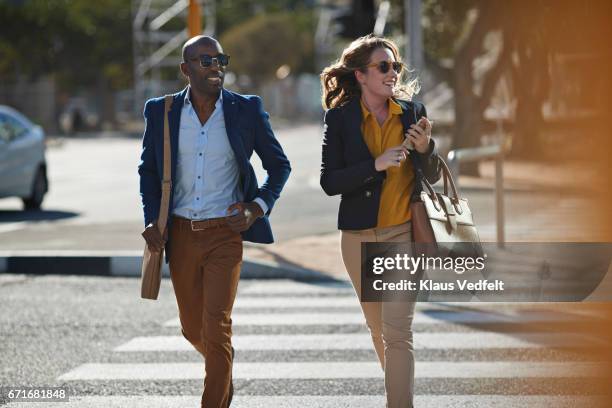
138,35,291,407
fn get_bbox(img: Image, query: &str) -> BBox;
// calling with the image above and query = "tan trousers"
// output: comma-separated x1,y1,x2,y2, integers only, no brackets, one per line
168,216,242,408
341,222,416,408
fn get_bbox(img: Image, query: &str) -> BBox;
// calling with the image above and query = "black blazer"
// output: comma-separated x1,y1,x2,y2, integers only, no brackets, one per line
320,97,441,230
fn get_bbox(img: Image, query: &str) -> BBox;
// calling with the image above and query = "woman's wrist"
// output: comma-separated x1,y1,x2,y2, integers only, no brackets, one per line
416,139,433,155
374,157,382,171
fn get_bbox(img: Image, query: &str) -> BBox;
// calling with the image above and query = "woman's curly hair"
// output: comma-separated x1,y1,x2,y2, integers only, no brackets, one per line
320,34,420,110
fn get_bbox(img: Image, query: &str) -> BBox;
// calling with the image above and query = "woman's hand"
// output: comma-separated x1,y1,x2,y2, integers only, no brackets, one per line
375,145,409,171
406,117,433,154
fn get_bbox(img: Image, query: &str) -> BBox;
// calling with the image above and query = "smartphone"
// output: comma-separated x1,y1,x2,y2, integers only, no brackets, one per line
403,118,426,150
402,136,414,151
417,117,428,129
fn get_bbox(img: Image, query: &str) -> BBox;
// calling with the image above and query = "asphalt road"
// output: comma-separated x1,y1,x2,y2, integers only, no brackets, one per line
1,127,610,408
0,126,337,250
0,126,599,251
1,275,609,407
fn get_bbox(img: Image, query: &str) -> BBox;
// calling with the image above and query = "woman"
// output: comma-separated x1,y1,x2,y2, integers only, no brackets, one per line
319,35,441,407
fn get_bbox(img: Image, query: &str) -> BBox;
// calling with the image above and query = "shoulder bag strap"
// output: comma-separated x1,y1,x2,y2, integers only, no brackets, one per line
156,95,173,234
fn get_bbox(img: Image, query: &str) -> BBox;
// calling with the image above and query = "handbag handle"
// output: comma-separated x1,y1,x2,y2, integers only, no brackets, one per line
418,155,463,214
438,158,460,203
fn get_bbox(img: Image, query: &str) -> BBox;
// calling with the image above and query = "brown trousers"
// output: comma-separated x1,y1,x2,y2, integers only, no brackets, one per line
341,222,416,408
168,216,242,408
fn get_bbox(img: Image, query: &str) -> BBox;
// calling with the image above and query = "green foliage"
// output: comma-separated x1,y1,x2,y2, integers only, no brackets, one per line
220,11,314,86
0,0,132,90
216,0,313,35
422,0,476,60
0,0,318,90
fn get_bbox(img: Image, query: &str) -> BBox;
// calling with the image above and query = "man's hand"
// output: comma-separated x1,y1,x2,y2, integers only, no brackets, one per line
142,222,167,252
226,202,264,232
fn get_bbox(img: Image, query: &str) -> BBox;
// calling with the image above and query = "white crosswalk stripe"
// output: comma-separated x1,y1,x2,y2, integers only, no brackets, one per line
229,296,361,308
114,332,606,352
58,361,603,381
48,279,607,407
239,280,353,295
5,395,607,408
164,309,581,327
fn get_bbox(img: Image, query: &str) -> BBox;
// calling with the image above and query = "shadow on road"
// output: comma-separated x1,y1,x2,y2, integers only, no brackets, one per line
0,209,79,223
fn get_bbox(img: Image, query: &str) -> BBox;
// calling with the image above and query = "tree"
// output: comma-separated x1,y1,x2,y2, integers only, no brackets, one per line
421,0,611,169
216,0,315,35
0,0,133,126
220,12,314,89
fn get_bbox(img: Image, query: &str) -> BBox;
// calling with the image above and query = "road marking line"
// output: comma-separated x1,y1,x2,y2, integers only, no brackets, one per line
163,310,578,327
0,221,28,234
58,361,604,381
239,280,352,295
115,332,605,352
5,395,606,408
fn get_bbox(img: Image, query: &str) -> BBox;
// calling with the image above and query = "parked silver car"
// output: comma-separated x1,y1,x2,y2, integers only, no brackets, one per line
0,106,49,210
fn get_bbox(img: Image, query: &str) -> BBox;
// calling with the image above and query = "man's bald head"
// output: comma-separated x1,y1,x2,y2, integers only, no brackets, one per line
179,35,226,97
182,35,221,62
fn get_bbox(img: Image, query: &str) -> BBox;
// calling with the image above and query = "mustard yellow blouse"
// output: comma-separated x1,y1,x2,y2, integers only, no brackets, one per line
360,98,415,228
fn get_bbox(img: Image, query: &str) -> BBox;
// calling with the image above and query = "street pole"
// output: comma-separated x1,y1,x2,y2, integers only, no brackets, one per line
404,0,424,85
203,0,216,36
187,0,202,37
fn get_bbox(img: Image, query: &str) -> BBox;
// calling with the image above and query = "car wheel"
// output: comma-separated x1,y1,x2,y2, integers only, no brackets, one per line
23,167,47,211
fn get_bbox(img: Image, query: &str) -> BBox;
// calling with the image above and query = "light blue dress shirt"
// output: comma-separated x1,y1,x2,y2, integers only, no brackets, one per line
172,89,267,220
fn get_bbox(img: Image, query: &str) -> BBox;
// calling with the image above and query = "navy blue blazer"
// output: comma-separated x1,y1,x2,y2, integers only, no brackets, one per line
320,97,441,230
138,87,291,246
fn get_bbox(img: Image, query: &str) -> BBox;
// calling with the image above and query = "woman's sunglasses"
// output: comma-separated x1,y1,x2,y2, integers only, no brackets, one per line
364,60,404,74
187,53,230,69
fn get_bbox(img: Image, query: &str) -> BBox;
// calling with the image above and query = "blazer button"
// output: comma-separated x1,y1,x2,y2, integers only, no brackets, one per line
365,190,372,198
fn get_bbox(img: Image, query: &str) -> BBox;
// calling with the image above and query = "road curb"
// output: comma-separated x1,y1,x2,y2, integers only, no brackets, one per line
0,251,337,282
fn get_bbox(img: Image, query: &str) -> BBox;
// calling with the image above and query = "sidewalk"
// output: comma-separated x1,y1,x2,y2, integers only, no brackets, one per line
245,158,606,281
465,159,600,193
0,158,606,283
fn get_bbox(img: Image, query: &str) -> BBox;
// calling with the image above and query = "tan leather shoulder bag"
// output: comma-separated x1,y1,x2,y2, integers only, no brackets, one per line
140,95,173,300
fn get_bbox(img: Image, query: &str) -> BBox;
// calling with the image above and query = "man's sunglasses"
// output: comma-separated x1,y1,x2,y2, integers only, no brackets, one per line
187,53,230,69
364,60,404,74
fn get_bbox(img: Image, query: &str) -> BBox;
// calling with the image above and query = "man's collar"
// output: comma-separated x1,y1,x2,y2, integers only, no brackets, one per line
184,86,223,107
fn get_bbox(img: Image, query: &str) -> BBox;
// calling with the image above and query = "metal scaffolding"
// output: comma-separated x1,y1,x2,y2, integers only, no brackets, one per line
131,0,215,112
